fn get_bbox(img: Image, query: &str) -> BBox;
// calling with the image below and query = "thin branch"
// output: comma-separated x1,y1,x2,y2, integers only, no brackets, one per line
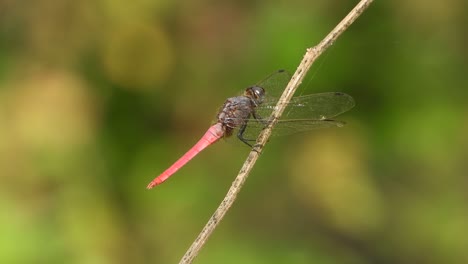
179,0,374,263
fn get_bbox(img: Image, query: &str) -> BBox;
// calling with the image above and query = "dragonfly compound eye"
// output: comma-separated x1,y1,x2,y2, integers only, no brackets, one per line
247,86,265,104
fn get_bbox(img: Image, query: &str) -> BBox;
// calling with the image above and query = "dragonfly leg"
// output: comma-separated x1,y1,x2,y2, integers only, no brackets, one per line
252,110,269,127
252,143,264,154
237,123,254,147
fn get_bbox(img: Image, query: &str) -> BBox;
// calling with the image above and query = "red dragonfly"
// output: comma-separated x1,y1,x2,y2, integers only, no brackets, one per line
147,70,355,189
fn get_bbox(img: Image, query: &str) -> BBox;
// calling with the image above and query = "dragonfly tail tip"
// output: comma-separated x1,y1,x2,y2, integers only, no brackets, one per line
147,178,165,189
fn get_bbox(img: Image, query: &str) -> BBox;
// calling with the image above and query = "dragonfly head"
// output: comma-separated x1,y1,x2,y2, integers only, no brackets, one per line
245,86,265,106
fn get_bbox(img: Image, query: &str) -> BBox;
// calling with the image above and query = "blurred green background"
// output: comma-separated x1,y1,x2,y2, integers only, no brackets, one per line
1,0,467,263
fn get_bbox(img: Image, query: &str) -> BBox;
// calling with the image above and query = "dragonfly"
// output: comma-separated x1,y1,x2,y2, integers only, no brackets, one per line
147,70,355,189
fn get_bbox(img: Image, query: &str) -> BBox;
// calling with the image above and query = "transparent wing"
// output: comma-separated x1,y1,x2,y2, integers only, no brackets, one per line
227,70,355,141
274,119,345,134
238,119,346,140
255,69,292,100
256,92,355,121
282,92,355,119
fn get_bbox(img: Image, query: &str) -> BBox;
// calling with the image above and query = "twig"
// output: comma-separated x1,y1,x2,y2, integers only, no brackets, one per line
179,0,374,263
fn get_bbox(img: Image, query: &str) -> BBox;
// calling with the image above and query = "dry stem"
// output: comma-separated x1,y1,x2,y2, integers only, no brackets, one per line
179,0,374,263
